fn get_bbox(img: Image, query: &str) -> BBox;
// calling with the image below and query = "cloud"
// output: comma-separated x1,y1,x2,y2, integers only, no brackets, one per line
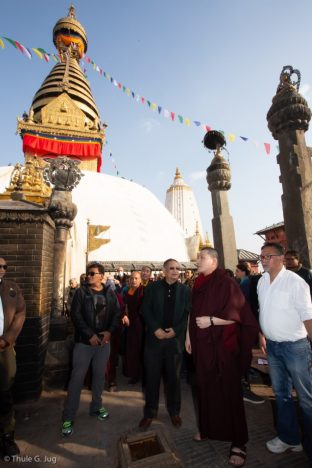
190,170,206,181
142,119,160,134
300,83,310,97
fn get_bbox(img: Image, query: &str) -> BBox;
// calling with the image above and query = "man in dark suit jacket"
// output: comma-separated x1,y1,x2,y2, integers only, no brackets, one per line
0,257,26,460
139,259,191,430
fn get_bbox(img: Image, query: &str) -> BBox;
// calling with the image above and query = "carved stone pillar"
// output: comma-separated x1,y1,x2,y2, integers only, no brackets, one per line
49,191,77,317
267,66,312,267
43,157,83,386
204,131,238,271
44,157,83,318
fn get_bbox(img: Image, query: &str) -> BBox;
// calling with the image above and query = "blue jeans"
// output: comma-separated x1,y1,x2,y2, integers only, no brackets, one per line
267,338,312,461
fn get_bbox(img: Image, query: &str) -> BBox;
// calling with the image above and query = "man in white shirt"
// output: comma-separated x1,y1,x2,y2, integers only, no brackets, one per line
257,243,312,463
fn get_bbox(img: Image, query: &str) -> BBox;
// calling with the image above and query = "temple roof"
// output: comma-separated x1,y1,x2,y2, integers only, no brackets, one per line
100,261,197,272
237,249,259,263
254,222,284,235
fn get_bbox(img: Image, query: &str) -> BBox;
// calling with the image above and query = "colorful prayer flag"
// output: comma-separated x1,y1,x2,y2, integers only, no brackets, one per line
32,48,43,59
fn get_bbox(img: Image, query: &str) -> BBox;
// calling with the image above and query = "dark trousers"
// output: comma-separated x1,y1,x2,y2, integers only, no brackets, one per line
0,347,16,435
143,339,182,418
105,326,122,385
63,342,110,421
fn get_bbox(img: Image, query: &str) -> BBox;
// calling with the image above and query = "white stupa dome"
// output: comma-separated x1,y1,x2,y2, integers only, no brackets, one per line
0,167,190,278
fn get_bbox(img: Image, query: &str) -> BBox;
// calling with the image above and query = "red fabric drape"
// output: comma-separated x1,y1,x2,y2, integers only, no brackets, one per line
23,134,102,171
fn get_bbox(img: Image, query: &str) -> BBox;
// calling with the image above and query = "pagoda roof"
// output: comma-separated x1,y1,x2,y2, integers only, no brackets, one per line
99,261,197,272
237,249,259,263
254,222,284,235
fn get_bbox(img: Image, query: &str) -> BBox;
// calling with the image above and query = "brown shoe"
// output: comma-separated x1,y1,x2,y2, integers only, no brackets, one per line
139,417,153,430
170,415,182,428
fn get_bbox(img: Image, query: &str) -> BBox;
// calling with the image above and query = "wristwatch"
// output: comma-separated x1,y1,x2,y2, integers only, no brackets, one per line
210,316,214,326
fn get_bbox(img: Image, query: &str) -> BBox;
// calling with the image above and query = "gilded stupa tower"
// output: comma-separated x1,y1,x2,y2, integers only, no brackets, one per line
17,5,105,172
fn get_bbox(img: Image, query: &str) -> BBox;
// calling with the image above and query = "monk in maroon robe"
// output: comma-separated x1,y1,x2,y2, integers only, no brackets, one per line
123,271,144,383
186,247,259,467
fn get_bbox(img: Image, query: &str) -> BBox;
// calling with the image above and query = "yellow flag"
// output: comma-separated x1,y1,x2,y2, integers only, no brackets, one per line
185,118,190,126
0,38,4,49
88,225,110,252
32,48,43,59
151,103,157,111
228,133,236,142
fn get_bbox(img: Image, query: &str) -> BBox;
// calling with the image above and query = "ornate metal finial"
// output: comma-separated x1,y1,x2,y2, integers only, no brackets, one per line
204,131,231,191
277,65,301,93
68,5,76,19
203,130,226,157
267,66,311,138
43,156,83,191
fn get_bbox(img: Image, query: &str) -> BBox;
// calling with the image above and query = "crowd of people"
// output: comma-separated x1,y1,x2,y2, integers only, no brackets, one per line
1,244,312,466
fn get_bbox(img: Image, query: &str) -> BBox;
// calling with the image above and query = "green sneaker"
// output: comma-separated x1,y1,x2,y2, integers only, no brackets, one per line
91,407,109,421
61,420,73,437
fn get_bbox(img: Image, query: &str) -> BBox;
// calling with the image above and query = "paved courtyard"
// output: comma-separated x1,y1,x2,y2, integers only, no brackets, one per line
7,366,311,468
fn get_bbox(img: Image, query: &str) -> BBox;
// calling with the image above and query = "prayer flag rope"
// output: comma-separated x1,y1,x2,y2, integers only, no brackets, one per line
1,34,271,155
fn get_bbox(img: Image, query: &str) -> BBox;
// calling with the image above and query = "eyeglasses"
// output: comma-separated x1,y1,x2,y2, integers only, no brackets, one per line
260,254,281,261
87,271,101,277
0,264,7,270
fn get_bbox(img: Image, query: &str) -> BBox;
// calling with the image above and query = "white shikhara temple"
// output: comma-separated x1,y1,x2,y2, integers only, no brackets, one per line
165,168,204,239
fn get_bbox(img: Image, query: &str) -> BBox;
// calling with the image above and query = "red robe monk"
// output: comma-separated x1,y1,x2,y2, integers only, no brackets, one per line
186,248,259,467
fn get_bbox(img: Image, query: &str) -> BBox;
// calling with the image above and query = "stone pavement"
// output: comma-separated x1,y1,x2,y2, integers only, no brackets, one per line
8,369,311,468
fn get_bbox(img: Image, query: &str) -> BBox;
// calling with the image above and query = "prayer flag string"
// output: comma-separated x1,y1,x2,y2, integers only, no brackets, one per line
0,34,272,155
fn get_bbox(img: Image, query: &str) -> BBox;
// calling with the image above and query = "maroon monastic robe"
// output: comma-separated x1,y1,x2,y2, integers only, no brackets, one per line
124,286,144,380
189,268,259,445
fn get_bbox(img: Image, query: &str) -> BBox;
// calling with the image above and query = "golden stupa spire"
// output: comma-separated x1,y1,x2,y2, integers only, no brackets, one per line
68,4,76,19
53,5,88,61
16,6,105,174
175,167,182,179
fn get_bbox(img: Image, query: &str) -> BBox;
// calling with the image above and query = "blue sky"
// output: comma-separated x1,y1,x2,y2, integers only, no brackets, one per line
1,0,312,255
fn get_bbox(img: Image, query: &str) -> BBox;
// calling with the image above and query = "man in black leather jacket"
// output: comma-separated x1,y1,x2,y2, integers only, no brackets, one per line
61,262,120,437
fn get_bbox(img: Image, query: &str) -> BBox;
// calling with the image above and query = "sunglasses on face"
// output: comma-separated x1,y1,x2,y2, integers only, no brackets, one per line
0,264,7,270
87,271,101,277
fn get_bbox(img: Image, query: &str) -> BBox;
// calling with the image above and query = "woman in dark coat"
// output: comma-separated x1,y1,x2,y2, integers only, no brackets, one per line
186,248,259,467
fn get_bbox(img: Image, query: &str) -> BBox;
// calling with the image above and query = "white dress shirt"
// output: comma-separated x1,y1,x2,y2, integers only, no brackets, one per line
257,267,312,342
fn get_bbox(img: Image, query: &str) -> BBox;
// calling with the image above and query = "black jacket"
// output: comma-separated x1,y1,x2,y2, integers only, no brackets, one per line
71,284,120,345
142,280,191,352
